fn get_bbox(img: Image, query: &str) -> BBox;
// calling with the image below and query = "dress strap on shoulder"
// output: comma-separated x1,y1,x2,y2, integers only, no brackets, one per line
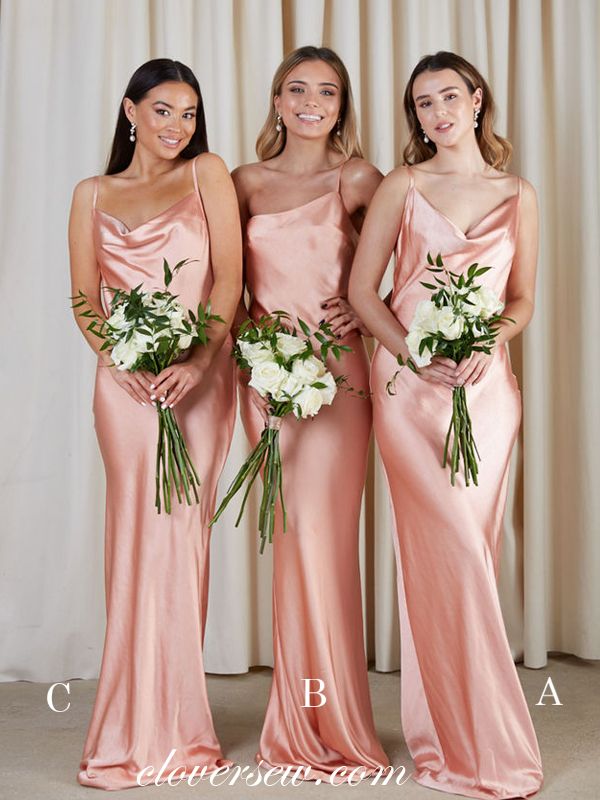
92,176,99,209
191,155,200,196
404,164,415,189
335,160,346,193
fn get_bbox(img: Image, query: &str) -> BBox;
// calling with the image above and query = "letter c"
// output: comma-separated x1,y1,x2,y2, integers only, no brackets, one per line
47,682,70,712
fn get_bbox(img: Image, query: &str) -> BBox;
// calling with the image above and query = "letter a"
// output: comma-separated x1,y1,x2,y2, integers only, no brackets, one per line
302,678,326,707
535,676,562,706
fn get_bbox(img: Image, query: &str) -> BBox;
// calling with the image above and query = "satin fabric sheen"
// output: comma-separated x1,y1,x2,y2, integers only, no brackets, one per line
78,159,236,790
371,171,543,799
241,175,389,781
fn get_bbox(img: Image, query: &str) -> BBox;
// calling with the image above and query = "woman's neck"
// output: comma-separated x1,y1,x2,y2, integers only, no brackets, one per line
275,134,342,176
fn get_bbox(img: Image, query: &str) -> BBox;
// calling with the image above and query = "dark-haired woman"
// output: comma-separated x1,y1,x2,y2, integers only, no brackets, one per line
69,59,241,789
349,52,543,798
232,47,388,782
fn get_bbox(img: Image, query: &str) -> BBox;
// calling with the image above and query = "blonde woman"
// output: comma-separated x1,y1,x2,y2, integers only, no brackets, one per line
232,46,389,781
350,51,543,798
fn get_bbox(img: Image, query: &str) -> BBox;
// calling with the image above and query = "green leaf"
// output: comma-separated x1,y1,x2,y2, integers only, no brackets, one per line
298,318,311,337
163,259,173,287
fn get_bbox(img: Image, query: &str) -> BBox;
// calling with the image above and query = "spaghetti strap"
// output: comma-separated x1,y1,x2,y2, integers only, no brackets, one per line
404,165,415,190
191,156,200,197
92,176,99,210
335,161,345,193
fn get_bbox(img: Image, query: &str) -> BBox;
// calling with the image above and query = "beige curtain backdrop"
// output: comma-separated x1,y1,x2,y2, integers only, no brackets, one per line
0,0,598,682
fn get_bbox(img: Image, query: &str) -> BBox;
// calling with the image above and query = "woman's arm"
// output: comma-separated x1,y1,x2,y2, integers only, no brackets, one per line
322,159,383,338
69,178,154,405
348,167,457,388
152,154,243,406
454,179,539,385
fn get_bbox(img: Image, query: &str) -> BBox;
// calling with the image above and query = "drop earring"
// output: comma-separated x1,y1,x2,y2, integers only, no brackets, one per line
473,108,480,129
129,122,136,142
421,127,429,144
336,118,342,136
275,114,282,133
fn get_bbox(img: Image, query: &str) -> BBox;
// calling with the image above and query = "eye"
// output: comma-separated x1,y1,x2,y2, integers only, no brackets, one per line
444,93,457,101
183,112,196,119
321,89,335,96
418,100,431,109
290,86,304,93
156,108,169,116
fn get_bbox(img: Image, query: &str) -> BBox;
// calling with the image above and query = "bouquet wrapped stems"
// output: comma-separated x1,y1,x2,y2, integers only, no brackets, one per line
211,415,286,554
443,384,481,486
156,405,201,514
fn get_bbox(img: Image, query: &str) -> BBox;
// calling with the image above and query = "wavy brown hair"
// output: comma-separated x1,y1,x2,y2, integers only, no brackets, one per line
256,46,363,162
402,51,511,170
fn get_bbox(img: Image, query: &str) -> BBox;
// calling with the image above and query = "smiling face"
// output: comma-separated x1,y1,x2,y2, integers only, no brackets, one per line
124,81,198,160
274,59,342,142
412,68,482,149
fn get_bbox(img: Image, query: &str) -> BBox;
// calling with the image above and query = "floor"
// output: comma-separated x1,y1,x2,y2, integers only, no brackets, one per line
0,655,598,799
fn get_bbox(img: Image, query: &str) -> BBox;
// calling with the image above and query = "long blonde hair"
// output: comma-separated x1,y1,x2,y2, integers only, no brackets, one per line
256,46,363,162
403,51,512,170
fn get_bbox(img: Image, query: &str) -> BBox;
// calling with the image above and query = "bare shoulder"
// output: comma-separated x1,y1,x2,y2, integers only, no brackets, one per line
230,161,264,191
71,176,97,205
194,152,230,183
381,164,413,197
518,176,537,206
340,157,382,185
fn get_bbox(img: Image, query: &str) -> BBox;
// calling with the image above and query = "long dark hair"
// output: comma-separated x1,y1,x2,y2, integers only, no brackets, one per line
106,59,208,175
402,51,511,170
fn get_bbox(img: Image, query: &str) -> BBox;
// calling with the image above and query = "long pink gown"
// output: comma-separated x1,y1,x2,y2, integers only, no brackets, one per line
371,168,543,799
240,164,389,781
78,157,236,790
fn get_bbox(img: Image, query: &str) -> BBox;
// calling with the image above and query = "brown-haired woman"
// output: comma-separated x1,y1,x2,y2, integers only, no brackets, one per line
69,59,241,788
232,46,389,781
349,51,543,798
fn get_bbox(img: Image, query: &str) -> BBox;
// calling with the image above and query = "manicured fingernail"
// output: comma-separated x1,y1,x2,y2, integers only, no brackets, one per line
169,403,174,408
141,402,147,407
152,401,157,407
159,396,165,402
161,402,168,409
150,384,156,389
150,394,156,400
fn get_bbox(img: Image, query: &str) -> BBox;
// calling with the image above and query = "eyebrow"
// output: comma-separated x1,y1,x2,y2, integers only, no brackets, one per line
152,101,197,110
415,85,460,101
285,79,339,88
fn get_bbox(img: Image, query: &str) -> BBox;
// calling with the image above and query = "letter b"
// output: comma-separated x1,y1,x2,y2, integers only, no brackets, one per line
301,678,326,707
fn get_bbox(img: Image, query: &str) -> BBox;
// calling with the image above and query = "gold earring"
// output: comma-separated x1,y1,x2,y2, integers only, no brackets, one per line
275,113,282,133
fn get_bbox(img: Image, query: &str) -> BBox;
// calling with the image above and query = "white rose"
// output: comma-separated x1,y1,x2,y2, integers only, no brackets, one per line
275,332,307,359
294,386,324,418
466,286,504,319
111,337,141,371
272,371,304,401
239,340,274,367
249,361,287,398
436,306,464,340
132,330,156,353
412,300,439,332
291,355,326,384
107,306,132,333
317,371,337,405
178,333,193,350
405,328,436,368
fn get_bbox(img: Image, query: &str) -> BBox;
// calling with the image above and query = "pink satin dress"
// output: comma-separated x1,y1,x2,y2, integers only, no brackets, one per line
371,168,543,799
78,157,236,790
241,164,389,781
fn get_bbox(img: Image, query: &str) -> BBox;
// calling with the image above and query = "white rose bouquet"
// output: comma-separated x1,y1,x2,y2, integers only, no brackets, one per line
72,258,224,514
388,253,513,486
210,312,349,553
